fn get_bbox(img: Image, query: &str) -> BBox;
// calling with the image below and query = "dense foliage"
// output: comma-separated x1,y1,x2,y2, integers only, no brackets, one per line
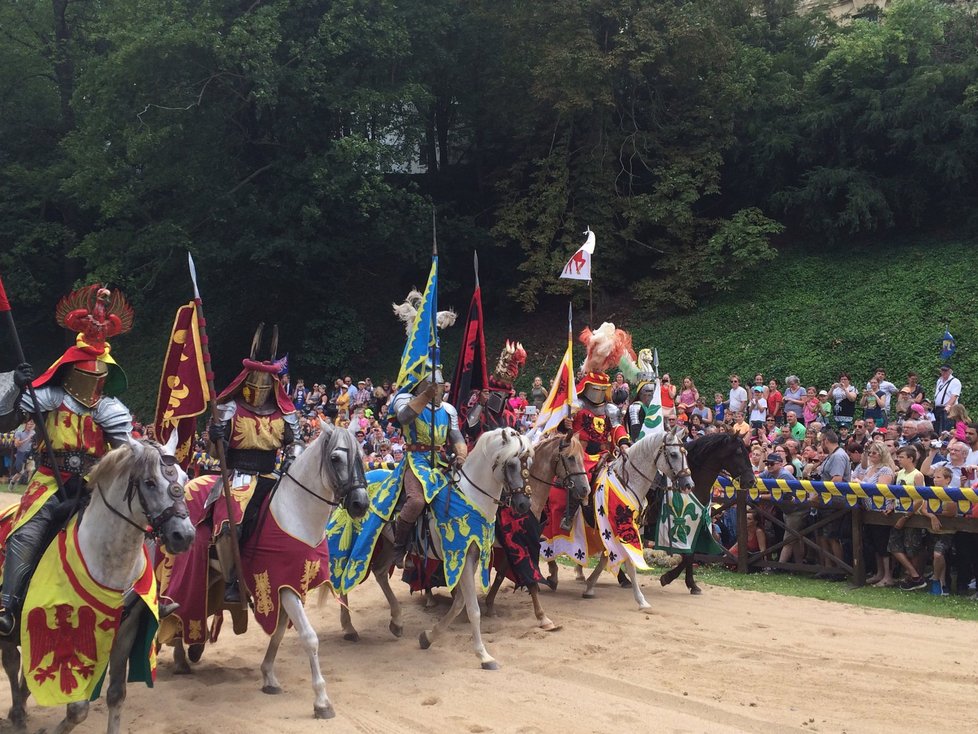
1,0,976,414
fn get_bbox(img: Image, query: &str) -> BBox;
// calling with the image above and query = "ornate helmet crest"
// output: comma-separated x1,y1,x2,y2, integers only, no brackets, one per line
392,289,457,335
493,340,526,386
579,322,632,376
55,284,134,352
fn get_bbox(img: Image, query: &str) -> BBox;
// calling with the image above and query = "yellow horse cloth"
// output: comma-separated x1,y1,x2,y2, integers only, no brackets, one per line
21,516,158,706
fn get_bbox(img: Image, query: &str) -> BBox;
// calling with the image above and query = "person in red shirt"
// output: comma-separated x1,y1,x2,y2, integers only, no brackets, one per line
767,379,783,424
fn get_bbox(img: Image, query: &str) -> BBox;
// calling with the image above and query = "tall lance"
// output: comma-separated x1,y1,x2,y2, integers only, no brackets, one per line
187,253,250,607
0,274,66,498
430,208,439,478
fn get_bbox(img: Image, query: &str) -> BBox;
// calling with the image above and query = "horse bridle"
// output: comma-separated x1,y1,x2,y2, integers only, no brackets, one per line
617,434,691,491
97,444,189,541
458,451,532,509
283,438,366,509
529,437,587,493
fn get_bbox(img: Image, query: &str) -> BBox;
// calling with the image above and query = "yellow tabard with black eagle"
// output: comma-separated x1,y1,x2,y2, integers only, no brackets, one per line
20,517,159,706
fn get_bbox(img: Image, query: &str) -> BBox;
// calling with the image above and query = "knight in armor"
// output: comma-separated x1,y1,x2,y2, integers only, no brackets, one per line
0,285,134,636
463,340,526,444
390,367,468,569
207,325,298,603
626,382,655,442
563,323,631,530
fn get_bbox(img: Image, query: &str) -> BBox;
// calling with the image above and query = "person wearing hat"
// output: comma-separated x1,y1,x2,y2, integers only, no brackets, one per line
817,390,833,424
748,385,768,429
0,285,136,636
934,365,961,433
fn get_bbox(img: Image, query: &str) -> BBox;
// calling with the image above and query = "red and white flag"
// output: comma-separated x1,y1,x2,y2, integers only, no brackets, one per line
559,228,595,282
528,304,578,443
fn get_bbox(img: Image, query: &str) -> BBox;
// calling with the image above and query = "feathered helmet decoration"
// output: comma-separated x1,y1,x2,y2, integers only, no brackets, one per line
392,289,457,335
493,340,526,386
55,284,134,352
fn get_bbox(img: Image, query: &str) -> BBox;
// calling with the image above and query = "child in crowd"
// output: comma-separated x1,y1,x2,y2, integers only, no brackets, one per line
713,392,726,424
919,466,958,595
947,403,971,441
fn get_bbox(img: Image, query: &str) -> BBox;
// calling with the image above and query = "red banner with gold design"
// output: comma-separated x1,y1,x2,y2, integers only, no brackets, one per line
154,302,210,469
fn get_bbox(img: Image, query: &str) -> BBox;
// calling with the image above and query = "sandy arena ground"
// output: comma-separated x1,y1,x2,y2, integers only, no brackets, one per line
2,542,976,734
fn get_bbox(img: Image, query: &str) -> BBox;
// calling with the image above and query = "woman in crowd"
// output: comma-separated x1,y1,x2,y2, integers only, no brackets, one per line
831,372,858,429
677,376,699,418
860,378,887,427
854,441,896,587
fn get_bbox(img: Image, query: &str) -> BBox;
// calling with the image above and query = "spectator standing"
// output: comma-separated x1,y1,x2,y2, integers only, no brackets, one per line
8,419,35,488
728,375,748,414
748,386,768,429
785,411,806,441
782,376,806,426
293,379,307,412
867,368,898,417
896,372,925,419
854,441,896,586
530,376,548,411
660,374,677,419
830,373,858,429
713,392,726,424
767,379,783,424
691,396,712,425
946,403,971,441
933,364,961,433
677,377,699,418
861,378,887,426
817,430,851,580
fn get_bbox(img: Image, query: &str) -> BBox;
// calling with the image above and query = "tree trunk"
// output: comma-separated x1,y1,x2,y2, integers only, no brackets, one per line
52,0,76,132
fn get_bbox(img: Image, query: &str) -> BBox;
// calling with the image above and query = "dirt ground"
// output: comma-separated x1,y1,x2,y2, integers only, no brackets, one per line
2,540,976,734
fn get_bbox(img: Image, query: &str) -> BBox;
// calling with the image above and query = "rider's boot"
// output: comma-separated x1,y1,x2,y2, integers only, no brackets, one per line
224,569,242,603
560,495,581,531
0,514,49,637
391,517,413,570
121,588,180,620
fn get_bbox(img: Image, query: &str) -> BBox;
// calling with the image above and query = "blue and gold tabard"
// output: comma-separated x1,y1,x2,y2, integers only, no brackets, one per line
403,405,451,504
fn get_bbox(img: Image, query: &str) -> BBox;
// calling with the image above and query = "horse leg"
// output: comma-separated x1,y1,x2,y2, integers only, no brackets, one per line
546,560,559,591
684,557,702,595
660,556,684,587
171,638,192,675
259,603,290,695
48,702,89,734
574,564,586,583
582,556,608,598
280,589,334,720
372,568,403,638
485,552,508,617
419,566,469,652
624,560,652,612
458,550,497,670
2,643,27,728
528,584,560,631
338,592,358,642
104,606,142,734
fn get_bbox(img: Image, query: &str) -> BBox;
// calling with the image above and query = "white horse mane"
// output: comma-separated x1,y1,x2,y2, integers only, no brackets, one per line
471,427,532,466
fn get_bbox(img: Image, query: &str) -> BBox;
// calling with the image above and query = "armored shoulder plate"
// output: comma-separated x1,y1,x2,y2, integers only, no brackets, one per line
0,371,18,418
91,396,134,443
21,385,66,414
216,400,236,423
605,402,622,428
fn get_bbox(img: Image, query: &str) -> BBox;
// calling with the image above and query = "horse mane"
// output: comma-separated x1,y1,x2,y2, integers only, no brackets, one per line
475,427,532,464
87,442,136,488
535,431,582,456
685,431,740,468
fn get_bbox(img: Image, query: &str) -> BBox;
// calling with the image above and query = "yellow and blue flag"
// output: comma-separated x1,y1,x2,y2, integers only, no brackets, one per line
395,257,437,392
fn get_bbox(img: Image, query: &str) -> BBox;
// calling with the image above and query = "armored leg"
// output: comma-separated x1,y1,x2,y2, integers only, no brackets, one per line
0,502,60,636
561,492,582,531
392,471,426,569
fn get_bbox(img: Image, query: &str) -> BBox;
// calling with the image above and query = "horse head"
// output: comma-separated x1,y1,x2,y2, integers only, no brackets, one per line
317,424,369,518
654,427,694,490
726,433,757,489
555,434,589,502
482,427,533,515
89,438,196,554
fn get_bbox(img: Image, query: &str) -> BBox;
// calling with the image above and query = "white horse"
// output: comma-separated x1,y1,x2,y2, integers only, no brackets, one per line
167,424,368,720
1,437,195,734
417,427,533,670
579,427,693,609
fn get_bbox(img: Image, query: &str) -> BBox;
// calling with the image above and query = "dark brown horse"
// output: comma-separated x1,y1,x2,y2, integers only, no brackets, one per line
658,432,754,594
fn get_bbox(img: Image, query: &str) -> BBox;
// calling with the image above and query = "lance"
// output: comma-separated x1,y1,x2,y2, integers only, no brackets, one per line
430,208,438,476
0,273,65,496
187,253,250,607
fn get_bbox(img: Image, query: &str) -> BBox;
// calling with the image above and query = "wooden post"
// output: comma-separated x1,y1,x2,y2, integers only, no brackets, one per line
736,488,748,574
850,505,865,587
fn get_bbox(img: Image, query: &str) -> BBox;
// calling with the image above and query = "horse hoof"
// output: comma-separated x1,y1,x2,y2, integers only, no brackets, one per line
342,631,359,642
173,663,193,676
389,621,403,638
187,643,204,663
481,660,500,670
314,704,336,719
545,578,558,591
539,621,562,632
659,574,672,587
7,707,26,729
262,685,283,695
581,590,595,599
419,631,432,650
689,586,702,596
639,605,653,614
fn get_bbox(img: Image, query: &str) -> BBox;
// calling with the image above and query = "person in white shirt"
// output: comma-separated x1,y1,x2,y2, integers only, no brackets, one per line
728,374,748,414
865,367,898,415
933,364,962,433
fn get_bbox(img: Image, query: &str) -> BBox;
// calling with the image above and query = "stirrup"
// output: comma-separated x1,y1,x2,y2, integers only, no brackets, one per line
392,545,408,570
0,608,17,638
224,581,242,603
560,513,573,531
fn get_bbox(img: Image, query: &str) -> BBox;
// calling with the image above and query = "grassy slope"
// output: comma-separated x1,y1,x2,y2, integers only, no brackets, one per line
514,237,978,405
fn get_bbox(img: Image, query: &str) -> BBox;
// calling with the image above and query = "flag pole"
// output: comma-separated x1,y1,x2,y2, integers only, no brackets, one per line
187,253,250,608
0,275,65,497
430,208,438,475
588,280,593,328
